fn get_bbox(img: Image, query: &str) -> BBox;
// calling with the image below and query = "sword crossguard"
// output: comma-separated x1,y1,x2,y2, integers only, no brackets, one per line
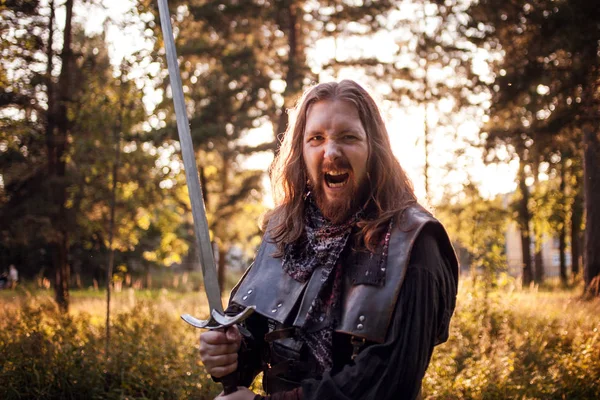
181,306,256,395
181,305,256,330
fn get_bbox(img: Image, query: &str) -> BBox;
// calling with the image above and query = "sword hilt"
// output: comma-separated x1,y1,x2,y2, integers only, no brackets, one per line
220,371,239,395
181,305,255,329
182,306,256,395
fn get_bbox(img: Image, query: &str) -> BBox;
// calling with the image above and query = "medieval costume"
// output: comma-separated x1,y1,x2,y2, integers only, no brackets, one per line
222,201,458,400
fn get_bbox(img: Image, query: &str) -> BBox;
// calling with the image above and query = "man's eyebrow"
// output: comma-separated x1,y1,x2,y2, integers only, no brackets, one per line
304,128,320,135
334,127,362,136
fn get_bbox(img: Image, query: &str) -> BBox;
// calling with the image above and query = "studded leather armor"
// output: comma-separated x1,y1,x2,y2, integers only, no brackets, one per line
230,204,458,391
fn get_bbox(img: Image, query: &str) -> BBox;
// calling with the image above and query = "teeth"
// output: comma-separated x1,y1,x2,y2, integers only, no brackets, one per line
324,170,349,188
326,170,347,176
328,181,346,188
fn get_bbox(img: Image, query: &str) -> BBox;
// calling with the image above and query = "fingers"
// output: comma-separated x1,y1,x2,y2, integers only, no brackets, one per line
202,330,234,345
225,325,241,342
201,348,238,378
200,330,240,356
199,327,242,378
208,361,238,378
206,353,238,367
202,341,240,356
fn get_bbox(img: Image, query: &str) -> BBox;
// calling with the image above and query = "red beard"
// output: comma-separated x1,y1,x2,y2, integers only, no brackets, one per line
309,159,367,224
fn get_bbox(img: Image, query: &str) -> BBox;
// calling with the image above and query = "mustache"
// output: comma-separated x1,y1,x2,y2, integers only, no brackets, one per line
321,158,351,172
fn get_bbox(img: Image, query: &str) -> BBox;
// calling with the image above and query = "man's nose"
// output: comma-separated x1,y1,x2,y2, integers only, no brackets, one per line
324,141,341,160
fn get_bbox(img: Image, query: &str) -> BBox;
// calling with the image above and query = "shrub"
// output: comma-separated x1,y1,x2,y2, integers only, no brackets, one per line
0,296,221,399
2,282,599,399
423,279,600,399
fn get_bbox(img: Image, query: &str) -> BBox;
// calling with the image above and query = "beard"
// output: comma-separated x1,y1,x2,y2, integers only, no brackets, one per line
308,159,368,224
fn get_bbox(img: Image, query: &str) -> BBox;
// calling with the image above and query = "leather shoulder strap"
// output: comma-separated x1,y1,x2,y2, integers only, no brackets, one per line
230,234,308,324
335,204,457,343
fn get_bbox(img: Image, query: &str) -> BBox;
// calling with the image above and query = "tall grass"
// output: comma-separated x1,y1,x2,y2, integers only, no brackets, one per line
1,278,599,399
423,277,600,399
0,289,221,399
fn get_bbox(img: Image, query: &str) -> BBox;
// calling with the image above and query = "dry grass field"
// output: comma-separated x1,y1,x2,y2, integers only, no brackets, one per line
1,277,599,399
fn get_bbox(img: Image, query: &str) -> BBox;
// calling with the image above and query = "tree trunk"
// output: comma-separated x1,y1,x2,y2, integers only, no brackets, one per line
52,240,69,312
50,0,74,313
558,160,567,285
275,2,301,152
570,168,583,278
215,150,230,293
532,163,544,284
106,86,122,359
559,223,567,284
582,53,600,296
534,250,544,284
583,123,600,295
199,165,209,209
518,158,533,286
45,0,55,174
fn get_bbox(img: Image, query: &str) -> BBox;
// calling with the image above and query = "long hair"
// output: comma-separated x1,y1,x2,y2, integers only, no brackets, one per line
264,80,417,253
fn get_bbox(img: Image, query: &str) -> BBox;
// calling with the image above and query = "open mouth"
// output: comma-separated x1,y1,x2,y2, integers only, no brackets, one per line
324,170,350,188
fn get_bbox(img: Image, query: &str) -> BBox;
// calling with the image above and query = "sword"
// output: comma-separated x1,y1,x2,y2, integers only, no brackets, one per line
156,0,255,394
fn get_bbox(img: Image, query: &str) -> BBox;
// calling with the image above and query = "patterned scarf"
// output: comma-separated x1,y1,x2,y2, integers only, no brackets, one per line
282,199,360,373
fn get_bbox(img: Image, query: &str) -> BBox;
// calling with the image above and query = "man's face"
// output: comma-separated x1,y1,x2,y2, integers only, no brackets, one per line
303,99,370,223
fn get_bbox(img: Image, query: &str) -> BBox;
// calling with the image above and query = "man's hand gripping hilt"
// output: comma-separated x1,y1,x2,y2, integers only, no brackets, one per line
182,306,256,395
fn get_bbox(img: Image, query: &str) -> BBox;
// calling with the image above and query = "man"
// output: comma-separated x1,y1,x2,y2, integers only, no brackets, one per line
8,264,18,289
200,80,458,400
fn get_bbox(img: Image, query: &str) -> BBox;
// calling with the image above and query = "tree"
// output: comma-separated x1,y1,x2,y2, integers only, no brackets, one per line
1,1,184,310
139,0,399,285
49,0,74,312
0,0,73,308
461,0,599,292
437,182,509,288
390,1,482,201
567,156,584,279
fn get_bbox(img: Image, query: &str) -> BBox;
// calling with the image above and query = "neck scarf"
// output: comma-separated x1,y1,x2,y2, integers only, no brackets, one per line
282,199,358,283
281,199,360,373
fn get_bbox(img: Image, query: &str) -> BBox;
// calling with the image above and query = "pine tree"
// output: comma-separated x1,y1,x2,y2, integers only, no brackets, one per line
462,0,599,291
142,0,398,283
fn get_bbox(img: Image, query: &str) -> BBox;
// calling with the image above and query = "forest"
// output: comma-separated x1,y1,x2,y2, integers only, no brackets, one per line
1,0,599,399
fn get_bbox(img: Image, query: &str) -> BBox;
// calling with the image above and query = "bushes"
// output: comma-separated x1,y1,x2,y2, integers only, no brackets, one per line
0,296,221,399
1,283,599,399
423,279,600,399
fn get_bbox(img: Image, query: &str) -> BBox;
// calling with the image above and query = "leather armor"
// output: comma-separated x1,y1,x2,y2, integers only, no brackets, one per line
230,204,458,390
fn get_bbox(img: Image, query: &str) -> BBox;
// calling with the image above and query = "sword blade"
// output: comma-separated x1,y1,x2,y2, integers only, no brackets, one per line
157,0,223,314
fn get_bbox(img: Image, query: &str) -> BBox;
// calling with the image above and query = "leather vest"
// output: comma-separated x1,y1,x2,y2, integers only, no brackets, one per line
231,204,458,344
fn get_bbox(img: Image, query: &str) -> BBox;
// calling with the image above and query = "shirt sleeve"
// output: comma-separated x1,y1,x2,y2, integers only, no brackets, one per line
300,226,458,400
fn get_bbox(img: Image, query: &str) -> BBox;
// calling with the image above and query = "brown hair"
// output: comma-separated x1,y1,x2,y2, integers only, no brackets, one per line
264,80,416,253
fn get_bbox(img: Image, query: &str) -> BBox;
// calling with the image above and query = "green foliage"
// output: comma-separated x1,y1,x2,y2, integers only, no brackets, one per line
3,283,599,399
0,296,221,399
437,183,509,285
464,0,600,290
471,0,596,159
0,4,210,286
423,279,600,399
529,174,564,246
0,0,50,244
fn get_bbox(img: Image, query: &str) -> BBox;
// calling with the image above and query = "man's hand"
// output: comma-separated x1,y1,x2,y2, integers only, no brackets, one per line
215,387,256,400
199,325,242,378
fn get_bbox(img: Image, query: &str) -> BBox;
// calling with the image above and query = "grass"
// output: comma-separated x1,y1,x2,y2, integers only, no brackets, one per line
1,277,599,399
423,277,600,399
0,287,220,400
